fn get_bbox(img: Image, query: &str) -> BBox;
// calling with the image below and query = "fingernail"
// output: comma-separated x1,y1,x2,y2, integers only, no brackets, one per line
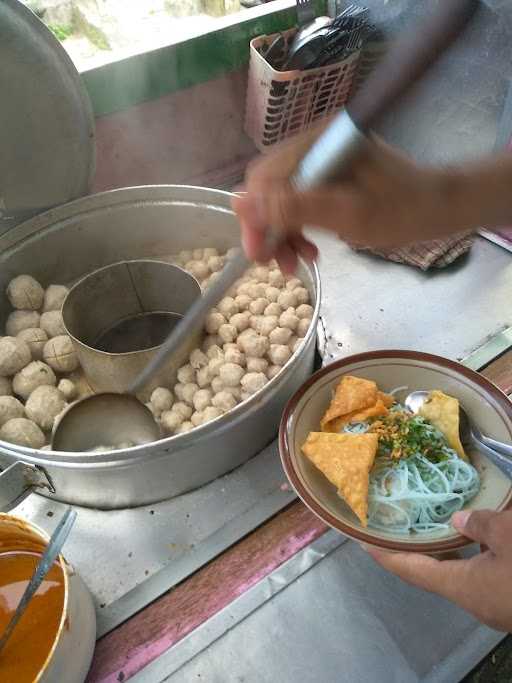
452,510,471,530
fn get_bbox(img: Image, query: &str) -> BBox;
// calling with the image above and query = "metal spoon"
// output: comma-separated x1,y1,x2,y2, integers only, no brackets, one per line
405,390,512,479
286,16,332,67
0,507,77,656
52,0,478,452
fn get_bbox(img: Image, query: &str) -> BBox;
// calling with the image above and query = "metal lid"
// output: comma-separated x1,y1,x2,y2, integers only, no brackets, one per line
0,0,95,233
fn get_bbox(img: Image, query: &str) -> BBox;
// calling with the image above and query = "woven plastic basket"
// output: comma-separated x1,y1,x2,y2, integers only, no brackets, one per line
245,28,361,152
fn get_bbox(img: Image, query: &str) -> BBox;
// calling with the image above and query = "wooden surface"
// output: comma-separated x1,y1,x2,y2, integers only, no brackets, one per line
87,349,512,683
481,351,512,395
87,501,327,683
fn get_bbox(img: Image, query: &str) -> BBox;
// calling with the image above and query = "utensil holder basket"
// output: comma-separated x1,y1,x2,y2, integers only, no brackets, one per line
244,27,361,151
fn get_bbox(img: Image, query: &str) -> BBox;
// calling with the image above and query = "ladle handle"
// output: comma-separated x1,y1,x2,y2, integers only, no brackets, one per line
347,0,479,132
290,0,479,189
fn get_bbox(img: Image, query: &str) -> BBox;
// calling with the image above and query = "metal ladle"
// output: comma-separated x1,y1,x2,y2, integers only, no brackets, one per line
52,0,479,452
405,390,512,480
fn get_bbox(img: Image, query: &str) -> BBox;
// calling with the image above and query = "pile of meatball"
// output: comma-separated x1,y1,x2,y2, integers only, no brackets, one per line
147,249,313,436
0,249,313,450
0,276,78,449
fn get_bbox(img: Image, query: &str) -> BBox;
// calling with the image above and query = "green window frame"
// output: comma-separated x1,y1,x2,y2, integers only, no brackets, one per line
81,0,327,116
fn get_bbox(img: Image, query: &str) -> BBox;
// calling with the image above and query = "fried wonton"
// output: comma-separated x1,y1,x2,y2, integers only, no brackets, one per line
302,432,379,526
419,390,468,461
320,376,392,432
321,376,377,432
378,391,395,408
326,399,389,434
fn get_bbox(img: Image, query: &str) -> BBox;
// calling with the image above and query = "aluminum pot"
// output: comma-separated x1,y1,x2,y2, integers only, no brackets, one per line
0,513,96,682
0,186,320,509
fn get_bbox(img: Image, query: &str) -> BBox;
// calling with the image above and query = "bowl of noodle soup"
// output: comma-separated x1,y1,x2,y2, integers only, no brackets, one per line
279,351,512,553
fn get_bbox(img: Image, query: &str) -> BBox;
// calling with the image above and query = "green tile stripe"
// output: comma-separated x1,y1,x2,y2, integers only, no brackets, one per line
82,1,326,117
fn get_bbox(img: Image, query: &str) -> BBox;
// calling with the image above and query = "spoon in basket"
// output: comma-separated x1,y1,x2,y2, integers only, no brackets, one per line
51,0,480,452
405,390,512,480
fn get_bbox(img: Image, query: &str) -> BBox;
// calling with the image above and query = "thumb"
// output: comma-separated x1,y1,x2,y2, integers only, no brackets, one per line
235,185,365,239
452,509,505,552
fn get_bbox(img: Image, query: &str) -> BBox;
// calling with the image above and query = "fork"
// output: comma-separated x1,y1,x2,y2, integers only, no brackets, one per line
296,0,315,27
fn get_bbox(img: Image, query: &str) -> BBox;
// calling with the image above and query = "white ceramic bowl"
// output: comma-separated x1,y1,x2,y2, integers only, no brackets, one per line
279,351,512,553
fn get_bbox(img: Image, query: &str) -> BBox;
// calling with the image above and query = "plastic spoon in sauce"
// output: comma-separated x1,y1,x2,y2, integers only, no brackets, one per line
0,507,77,656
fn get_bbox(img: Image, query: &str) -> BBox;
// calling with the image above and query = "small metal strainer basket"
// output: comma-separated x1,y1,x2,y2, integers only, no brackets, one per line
62,260,202,402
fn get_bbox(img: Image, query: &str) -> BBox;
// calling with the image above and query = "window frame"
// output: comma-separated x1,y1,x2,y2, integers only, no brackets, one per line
80,0,327,116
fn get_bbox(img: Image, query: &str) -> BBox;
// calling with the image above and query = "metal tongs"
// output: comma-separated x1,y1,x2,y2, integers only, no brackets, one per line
52,0,480,452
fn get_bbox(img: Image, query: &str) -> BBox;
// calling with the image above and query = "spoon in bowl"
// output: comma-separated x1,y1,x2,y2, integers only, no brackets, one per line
405,390,512,479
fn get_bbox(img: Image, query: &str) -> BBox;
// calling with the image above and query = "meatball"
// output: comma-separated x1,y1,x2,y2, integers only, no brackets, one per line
268,344,292,366
193,389,212,412
6,310,40,337
0,418,45,449
241,372,267,395
12,361,56,400
43,335,79,373
0,377,12,396
296,304,314,320
219,363,244,387
150,387,173,415
190,349,208,370
7,275,44,311
218,297,239,319
0,396,25,427
25,386,67,431
238,334,268,359
17,327,48,361
0,337,31,377
269,327,292,346
205,311,226,335
177,364,196,384
212,391,237,412
43,284,69,312
40,311,66,338
57,378,77,401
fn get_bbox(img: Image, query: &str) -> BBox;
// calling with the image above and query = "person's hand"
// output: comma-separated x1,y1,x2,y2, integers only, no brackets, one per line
367,509,512,632
232,125,489,273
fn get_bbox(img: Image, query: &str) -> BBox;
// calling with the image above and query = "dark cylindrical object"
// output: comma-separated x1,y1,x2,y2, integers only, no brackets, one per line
347,0,480,131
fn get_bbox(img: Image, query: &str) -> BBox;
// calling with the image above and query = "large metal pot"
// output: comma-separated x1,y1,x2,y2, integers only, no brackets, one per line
0,186,320,509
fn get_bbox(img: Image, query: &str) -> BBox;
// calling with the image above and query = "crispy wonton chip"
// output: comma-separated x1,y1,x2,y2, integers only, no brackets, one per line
302,432,379,526
419,390,468,461
325,399,389,434
378,391,395,408
321,376,379,432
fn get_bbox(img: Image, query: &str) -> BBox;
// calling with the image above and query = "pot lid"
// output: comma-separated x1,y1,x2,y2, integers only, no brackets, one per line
0,0,95,234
